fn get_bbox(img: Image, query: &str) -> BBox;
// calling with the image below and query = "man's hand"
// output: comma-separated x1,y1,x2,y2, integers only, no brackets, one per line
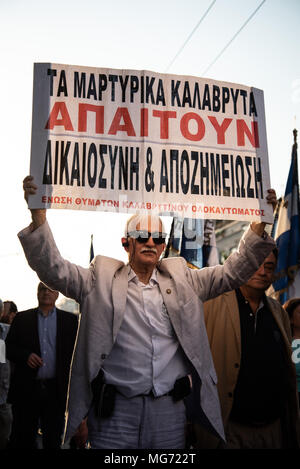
27,352,43,369
72,418,89,449
23,175,46,230
250,188,277,236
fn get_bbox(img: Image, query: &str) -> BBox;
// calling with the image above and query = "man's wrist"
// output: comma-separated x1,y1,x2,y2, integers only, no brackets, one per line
30,209,46,231
250,222,266,237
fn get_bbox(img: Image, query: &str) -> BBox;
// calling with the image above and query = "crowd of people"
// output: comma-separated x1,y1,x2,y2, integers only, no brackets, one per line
0,177,299,450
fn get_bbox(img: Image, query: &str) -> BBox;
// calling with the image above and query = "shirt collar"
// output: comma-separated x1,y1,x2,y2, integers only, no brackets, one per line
127,265,158,285
37,306,56,317
236,288,266,311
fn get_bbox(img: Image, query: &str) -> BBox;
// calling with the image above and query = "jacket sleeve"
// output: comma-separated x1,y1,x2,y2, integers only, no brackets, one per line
18,221,95,304
186,225,276,302
5,317,32,365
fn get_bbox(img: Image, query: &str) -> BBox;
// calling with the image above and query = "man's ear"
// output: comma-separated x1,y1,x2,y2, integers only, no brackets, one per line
121,237,129,250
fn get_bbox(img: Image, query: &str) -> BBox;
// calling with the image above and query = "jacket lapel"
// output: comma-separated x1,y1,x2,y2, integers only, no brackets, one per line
266,297,290,344
56,308,62,366
156,271,182,337
32,308,41,355
225,291,241,356
112,266,129,341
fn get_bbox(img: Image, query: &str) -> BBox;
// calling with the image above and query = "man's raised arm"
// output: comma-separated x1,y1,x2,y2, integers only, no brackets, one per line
250,188,277,237
23,175,46,230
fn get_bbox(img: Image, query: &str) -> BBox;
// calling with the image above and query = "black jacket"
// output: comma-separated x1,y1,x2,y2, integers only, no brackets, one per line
5,307,78,410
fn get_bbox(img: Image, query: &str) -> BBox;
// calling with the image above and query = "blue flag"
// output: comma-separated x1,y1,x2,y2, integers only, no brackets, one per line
164,217,219,268
179,218,205,269
272,130,300,303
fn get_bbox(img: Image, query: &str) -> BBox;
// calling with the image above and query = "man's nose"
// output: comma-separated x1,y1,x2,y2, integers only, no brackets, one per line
145,235,155,246
257,265,267,276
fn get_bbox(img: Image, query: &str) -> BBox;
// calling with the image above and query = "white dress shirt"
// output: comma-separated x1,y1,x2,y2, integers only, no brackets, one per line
102,266,191,397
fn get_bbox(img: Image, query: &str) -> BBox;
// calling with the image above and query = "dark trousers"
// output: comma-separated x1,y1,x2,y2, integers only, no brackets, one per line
9,379,64,449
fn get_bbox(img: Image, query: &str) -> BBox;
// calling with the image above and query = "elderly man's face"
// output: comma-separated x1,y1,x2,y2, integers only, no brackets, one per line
244,251,277,292
123,216,166,269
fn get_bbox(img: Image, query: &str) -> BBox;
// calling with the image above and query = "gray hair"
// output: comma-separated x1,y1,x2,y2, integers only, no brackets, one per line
124,213,166,236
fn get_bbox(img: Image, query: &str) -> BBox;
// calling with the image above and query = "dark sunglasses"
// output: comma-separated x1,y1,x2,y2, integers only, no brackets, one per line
127,230,167,245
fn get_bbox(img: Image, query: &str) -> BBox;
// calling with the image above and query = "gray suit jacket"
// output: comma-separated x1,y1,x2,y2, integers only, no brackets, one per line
18,221,275,442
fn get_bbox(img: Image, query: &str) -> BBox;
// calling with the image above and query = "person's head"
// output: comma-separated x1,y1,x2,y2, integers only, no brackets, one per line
283,298,300,336
2,301,18,324
37,282,59,311
121,214,167,270
242,248,278,293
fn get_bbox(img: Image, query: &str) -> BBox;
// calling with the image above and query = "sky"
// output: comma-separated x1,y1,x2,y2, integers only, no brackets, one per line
0,0,299,311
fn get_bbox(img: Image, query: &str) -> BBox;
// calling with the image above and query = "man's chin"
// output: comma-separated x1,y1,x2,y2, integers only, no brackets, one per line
140,253,158,264
247,280,270,291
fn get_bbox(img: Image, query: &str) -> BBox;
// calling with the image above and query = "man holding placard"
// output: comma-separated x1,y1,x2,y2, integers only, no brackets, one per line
19,175,276,449
18,63,279,449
